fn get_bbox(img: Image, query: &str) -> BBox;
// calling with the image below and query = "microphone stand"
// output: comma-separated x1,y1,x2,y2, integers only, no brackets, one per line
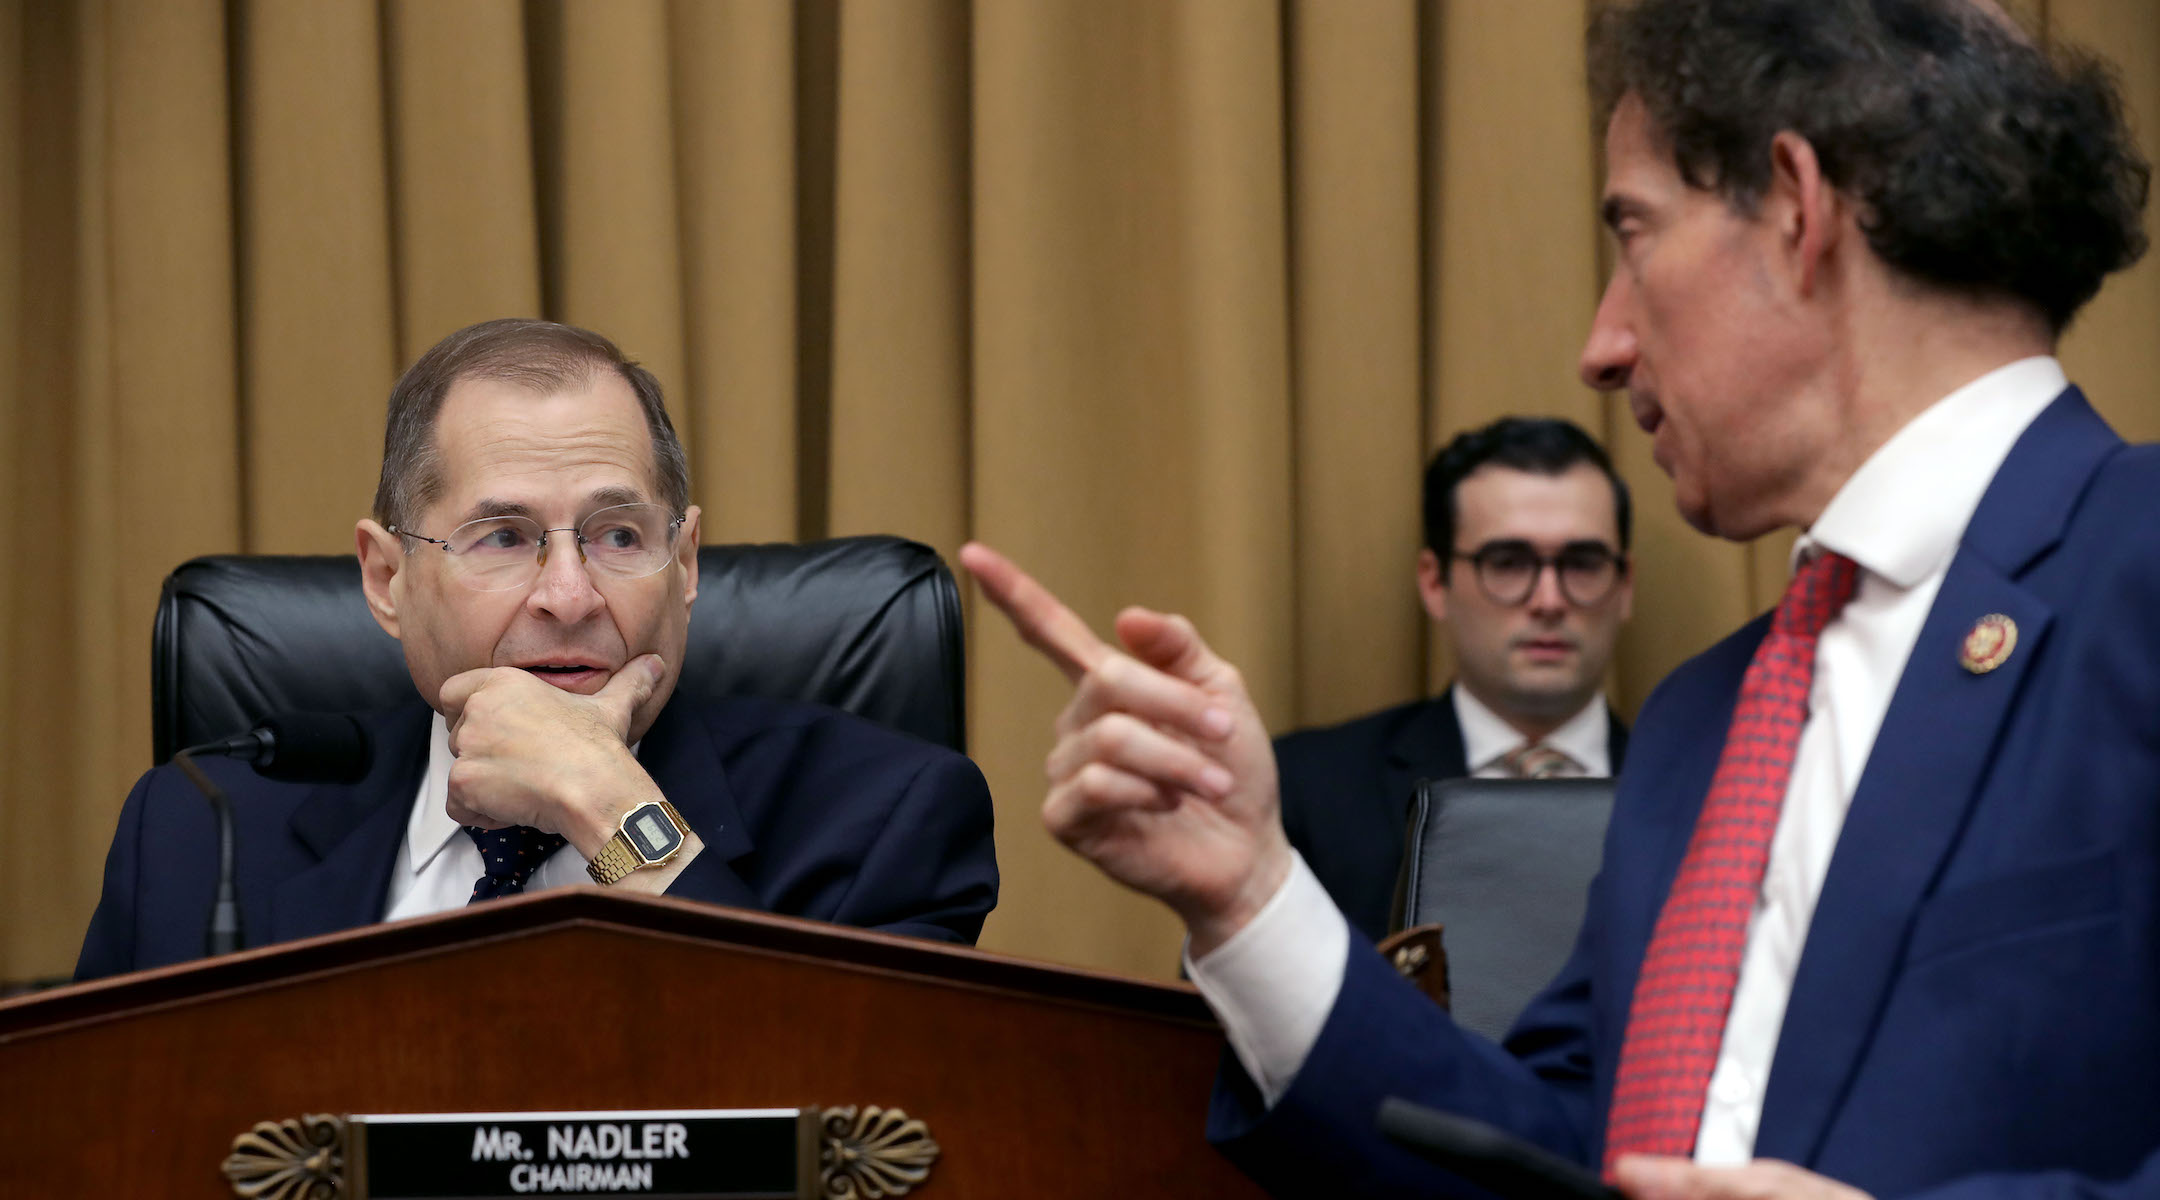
172,751,243,956
170,713,369,959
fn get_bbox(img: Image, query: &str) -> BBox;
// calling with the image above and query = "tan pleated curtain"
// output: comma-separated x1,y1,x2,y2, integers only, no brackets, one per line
3,0,2157,983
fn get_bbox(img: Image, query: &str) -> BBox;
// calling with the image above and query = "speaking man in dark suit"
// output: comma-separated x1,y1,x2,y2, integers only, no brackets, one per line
77,319,998,981
963,1,2160,1197
1275,417,1634,942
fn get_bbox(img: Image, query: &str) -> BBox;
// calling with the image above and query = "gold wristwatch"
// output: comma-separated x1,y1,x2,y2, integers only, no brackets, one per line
586,799,692,884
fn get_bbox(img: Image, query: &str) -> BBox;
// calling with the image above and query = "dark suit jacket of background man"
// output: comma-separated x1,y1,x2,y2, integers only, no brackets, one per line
1275,691,1629,943
76,693,999,980
1213,388,2160,1199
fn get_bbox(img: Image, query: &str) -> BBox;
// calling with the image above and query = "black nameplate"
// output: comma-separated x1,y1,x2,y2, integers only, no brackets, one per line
349,1108,812,1199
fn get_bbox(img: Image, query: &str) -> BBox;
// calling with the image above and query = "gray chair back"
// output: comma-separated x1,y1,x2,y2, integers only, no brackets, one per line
1393,776,1615,1042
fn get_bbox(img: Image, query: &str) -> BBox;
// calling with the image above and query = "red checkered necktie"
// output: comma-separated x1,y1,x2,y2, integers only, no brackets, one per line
1602,550,1859,1171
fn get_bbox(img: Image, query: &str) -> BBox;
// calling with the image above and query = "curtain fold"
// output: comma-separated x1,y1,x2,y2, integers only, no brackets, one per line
384,0,545,361
238,0,399,554
826,0,971,561
1284,0,1426,730
2055,0,2160,443
669,0,799,543
0,0,26,977
548,0,689,432
4,0,2157,982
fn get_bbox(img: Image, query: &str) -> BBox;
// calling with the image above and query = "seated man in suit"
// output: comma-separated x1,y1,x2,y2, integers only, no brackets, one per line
77,318,998,980
964,1,2160,1197
1275,416,1633,941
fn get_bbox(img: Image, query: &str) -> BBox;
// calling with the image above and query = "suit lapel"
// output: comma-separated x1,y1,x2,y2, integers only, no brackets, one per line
271,705,432,943
635,698,761,909
1755,387,2120,1163
1384,692,1469,820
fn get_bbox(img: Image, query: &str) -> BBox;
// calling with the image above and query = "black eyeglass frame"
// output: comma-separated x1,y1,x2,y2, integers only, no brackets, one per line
388,503,689,591
1448,539,1628,608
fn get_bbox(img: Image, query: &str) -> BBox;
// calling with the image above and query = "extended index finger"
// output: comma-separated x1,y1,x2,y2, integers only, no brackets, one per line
959,541,1111,683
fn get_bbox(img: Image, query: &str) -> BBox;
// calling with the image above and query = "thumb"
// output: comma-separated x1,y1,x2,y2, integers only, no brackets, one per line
1114,607,1226,686
598,654,666,725
1610,1155,1695,1200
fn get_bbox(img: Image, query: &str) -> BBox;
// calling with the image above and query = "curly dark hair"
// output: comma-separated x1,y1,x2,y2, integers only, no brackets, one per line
1587,0,2149,333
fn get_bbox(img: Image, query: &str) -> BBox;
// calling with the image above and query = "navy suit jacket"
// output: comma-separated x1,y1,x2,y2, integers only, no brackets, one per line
76,693,999,981
1276,692,1628,943
1214,387,2160,1199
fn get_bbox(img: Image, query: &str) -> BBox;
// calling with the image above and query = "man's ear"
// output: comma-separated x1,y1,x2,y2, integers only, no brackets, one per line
1766,129,1842,297
674,504,702,608
355,519,406,639
1416,548,1450,624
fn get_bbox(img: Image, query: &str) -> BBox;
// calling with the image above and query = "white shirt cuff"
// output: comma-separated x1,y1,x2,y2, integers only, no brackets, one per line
1183,851,1350,1107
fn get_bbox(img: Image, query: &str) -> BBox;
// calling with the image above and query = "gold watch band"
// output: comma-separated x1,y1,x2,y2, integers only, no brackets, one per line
585,800,690,885
586,833,646,885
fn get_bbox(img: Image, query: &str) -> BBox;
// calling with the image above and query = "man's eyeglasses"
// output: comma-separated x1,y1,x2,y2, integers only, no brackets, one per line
1450,540,1626,607
390,503,687,592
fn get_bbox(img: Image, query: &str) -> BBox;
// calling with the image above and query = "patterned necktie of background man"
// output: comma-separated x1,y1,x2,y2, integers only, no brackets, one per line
1502,743,1574,779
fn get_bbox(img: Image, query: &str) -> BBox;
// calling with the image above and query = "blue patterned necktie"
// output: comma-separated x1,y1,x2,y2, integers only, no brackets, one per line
463,825,568,902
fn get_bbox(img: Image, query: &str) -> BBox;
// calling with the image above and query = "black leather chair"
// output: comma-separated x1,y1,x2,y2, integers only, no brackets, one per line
1392,776,1616,1042
152,535,967,762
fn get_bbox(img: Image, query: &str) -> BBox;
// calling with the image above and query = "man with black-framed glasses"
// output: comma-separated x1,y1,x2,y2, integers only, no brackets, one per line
1274,417,1634,943
76,318,998,980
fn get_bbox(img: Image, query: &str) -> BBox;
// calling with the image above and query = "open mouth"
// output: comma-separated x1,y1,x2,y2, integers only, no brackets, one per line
1630,393,1663,435
520,663,607,689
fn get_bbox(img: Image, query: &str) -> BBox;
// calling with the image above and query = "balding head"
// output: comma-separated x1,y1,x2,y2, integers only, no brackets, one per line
374,319,691,535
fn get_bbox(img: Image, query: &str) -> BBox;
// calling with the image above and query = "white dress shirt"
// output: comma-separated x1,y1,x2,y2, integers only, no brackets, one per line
1454,685,1613,780
1189,358,2067,1149
380,712,604,920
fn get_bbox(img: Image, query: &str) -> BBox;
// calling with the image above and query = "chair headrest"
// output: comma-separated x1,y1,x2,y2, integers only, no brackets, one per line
152,536,966,760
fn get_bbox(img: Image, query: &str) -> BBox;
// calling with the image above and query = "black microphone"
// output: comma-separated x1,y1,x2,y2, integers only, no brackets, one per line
174,712,376,956
184,711,374,783
1376,1097,1620,1200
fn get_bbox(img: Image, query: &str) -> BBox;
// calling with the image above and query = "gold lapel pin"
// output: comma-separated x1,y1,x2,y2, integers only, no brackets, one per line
1959,613,2017,674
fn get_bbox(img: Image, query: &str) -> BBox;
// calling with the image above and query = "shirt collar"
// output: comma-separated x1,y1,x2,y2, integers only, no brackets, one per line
1452,684,1611,776
404,712,463,877
1798,356,2065,586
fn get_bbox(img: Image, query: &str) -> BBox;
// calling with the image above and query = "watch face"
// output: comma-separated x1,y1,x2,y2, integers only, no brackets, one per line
624,802,684,862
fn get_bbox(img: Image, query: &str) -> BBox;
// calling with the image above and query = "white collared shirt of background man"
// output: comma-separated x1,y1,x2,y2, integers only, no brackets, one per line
1453,683,1612,780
